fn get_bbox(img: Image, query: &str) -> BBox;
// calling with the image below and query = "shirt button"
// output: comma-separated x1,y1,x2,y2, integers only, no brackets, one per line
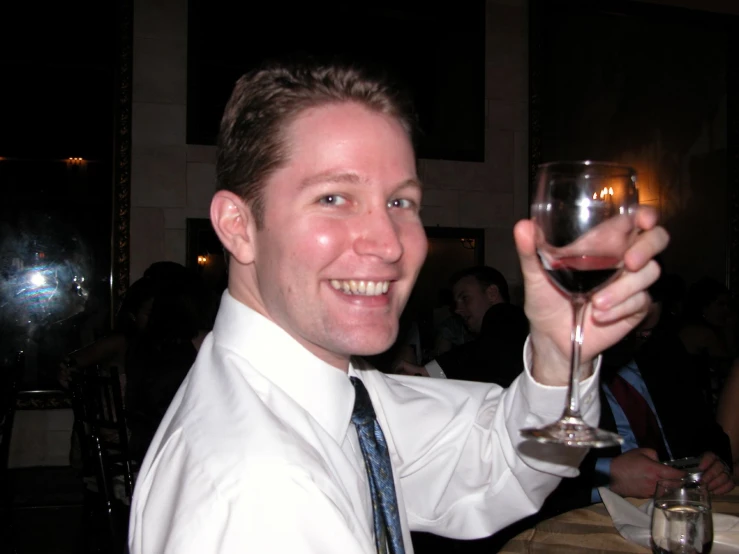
583,392,594,408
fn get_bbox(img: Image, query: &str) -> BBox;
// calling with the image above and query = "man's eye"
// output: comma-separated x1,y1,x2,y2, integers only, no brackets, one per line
319,194,347,206
388,198,417,210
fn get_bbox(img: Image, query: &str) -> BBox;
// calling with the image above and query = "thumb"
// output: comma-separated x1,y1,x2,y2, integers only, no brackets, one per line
658,464,688,480
513,219,541,282
698,451,715,471
640,448,660,462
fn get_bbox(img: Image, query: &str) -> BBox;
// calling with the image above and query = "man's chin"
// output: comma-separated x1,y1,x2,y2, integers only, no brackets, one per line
346,333,399,357
351,343,396,357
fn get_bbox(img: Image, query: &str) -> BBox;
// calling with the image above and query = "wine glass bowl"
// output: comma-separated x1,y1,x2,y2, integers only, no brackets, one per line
520,161,639,447
534,161,639,297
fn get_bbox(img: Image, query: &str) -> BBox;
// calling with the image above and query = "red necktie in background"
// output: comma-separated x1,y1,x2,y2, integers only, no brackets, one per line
608,373,669,461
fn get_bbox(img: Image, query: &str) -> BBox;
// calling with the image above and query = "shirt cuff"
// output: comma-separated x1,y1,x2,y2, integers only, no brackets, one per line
518,335,602,421
591,457,614,503
523,334,602,383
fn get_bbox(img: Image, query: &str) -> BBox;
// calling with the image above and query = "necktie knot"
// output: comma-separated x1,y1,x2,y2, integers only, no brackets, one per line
351,376,377,425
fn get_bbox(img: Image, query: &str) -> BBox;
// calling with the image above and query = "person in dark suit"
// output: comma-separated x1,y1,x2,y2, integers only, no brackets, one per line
399,266,529,387
542,291,734,517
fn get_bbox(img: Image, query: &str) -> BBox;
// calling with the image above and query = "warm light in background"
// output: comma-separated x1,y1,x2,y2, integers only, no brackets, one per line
197,255,208,266
597,186,614,200
66,157,84,165
460,238,476,250
639,198,660,209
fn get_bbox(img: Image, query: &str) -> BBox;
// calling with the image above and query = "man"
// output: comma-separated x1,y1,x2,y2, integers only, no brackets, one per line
432,288,470,356
404,266,529,386
128,59,668,553
541,291,734,518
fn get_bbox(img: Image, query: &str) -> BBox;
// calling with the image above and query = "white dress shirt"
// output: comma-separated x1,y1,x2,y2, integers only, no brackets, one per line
129,291,600,553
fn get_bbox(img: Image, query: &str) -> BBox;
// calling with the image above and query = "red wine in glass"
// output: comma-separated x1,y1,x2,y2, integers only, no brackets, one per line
543,255,622,296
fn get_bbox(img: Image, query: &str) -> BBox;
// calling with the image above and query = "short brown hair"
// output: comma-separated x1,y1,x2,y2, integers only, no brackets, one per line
451,266,511,303
216,58,417,228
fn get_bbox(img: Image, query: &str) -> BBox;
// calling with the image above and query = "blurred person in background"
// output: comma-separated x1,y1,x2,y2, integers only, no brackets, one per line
398,266,529,386
125,263,212,463
679,276,737,412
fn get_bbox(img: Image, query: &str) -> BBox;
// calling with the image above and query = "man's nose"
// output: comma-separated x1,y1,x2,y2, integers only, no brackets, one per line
352,209,403,262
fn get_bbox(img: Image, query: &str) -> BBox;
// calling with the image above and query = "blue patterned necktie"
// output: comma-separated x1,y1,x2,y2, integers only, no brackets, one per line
350,377,405,554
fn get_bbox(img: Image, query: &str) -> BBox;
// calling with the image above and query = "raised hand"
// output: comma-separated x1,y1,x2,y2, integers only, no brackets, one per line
514,206,669,386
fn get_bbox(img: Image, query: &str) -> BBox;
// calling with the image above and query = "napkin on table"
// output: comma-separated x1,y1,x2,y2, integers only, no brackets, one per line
598,486,739,553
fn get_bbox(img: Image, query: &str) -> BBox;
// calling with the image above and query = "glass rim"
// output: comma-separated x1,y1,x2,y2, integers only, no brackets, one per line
655,477,709,491
538,160,636,174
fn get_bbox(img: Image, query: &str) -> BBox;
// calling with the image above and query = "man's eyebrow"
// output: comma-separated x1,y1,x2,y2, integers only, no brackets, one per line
298,171,363,190
298,171,424,191
397,177,424,190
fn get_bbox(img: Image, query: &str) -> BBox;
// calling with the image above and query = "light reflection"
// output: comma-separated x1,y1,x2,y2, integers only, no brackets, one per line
1,234,94,352
29,272,46,287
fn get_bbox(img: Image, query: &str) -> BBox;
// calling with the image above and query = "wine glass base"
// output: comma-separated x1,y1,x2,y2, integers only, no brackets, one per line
520,418,624,448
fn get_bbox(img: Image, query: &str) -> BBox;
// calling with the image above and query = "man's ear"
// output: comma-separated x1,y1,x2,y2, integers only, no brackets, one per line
210,190,257,265
485,284,501,304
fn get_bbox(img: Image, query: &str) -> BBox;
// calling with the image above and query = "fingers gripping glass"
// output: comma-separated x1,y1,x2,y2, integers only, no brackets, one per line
520,161,639,448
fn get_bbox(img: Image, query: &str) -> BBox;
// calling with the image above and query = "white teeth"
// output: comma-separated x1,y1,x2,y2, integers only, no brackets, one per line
329,279,390,296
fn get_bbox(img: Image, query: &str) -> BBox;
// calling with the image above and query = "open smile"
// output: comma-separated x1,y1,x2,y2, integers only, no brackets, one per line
330,279,390,296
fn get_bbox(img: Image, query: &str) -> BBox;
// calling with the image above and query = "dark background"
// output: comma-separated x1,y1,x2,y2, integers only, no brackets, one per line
0,2,118,385
186,0,486,162
531,0,733,287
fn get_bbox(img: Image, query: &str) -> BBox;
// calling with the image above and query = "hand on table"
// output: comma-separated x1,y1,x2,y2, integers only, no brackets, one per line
698,451,735,495
609,448,685,499
514,207,669,385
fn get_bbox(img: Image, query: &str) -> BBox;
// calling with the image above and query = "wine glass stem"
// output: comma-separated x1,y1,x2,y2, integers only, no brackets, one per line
564,295,588,419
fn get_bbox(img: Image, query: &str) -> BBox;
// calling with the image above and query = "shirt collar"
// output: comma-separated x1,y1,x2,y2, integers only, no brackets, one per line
212,290,355,443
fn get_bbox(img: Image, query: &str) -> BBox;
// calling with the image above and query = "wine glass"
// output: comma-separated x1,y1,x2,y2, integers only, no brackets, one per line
520,161,639,447
651,478,713,553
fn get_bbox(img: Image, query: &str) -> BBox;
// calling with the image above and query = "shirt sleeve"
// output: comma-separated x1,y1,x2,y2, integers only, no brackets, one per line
129,431,372,554
367,336,601,539
590,457,614,503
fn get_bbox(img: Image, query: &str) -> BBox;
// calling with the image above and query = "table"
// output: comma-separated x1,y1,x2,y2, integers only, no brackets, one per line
499,486,739,553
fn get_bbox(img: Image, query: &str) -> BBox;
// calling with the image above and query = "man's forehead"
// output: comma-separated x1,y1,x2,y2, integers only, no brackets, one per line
453,276,478,296
278,102,418,183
